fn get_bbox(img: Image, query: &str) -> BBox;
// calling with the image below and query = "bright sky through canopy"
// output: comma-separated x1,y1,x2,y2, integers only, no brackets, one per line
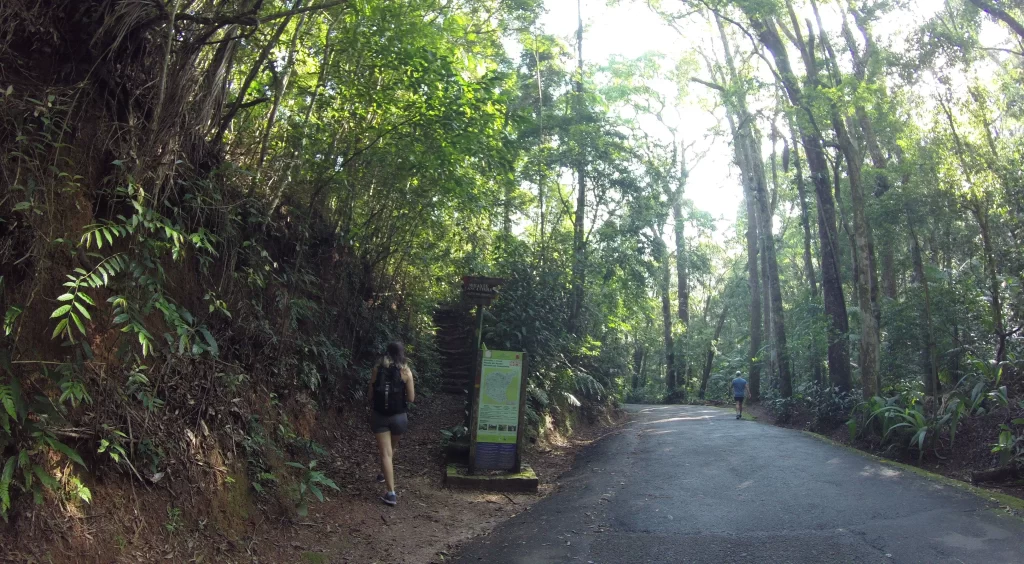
535,0,954,240
540,0,743,235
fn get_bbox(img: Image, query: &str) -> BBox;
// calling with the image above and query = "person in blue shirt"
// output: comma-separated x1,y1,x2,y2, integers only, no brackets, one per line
731,371,749,420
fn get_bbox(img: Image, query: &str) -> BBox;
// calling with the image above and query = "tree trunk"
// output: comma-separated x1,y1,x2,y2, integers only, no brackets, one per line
570,165,586,335
968,0,1024,42
672,197,690,391
213,0,302,146
569,2,586,335
672,200,689,324
745,184,763,400
534,37,547,266
658,237,676,393
760,211,774,391
720,70,791,399
750,132,792,398
791,129,818,297
833,115,881,399
700,301,730,399
748,15,851,392
814,8,883,397
791,125,824,385
716,17,762,399
880,240,897,300
632,340,644,390
971,201,1007,363
257,12,307,174
910,227,939,398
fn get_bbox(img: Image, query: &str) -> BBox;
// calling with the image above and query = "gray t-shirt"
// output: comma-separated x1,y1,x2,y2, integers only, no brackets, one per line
732,377,748,397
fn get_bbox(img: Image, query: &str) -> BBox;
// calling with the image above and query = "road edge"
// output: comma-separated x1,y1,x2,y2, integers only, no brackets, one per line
802,431,1024,519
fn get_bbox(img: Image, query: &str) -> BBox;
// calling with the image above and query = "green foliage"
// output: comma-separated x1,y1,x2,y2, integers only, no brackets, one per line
761,383,851,427
623,382,664,404
97,427,130,466
251,471,278,495
804,384,858,432
286,460,340,517
763,392,800,424
847,374,1018,462
868,402,949,461
164,505,183,534
663,387,688,404
439,424,468,447
992,417,1024,467
0,367,90,521
125,364,163,412
51,256,125,343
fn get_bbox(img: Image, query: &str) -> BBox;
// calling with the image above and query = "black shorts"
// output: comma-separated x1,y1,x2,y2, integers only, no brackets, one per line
734,396,745,403
370,411,408,435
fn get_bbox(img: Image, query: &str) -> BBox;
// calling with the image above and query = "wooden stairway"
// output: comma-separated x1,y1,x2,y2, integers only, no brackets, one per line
434,305,475,394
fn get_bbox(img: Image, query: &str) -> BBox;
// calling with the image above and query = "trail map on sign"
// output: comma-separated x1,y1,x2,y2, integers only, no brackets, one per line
482,371,519,405
475,350,524,445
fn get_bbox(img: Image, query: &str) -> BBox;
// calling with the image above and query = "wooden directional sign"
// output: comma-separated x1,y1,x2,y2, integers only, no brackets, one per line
462,276,504,306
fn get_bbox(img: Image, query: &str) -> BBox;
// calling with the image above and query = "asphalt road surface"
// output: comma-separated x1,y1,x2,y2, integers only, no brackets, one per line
455,404,1024,563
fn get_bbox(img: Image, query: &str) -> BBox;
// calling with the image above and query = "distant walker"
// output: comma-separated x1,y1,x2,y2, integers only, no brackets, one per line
731,371,749,420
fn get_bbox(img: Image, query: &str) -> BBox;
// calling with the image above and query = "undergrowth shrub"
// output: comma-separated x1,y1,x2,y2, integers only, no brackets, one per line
623,382,663,404
705,373,732,402
483,261,618,438
847,393,952,461
846,360,1020,462
663,387,687,404
802,383,857,431
762,387,799,424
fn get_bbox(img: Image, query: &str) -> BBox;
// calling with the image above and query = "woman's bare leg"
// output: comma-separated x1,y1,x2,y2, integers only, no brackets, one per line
375,431,395,492
390,434,401,489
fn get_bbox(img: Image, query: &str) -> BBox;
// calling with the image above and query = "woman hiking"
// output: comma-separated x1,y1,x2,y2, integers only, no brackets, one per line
368,341,415,506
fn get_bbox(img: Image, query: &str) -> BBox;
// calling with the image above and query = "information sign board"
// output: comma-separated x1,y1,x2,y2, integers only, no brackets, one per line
469,350,528,472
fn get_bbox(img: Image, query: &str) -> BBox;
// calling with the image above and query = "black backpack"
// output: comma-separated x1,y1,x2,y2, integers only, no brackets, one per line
373,363,406,415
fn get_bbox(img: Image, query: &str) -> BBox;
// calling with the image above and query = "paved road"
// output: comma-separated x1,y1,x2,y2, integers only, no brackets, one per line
455,405,1024,563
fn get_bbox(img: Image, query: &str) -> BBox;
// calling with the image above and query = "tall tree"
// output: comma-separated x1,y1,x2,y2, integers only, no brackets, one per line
656,234,677,392
709,15,792,398
738,8,852,393
569,0,588,335
803,4,881,398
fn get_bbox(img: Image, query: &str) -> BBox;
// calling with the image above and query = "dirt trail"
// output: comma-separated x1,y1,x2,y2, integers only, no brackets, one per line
1,393,623,563
252,394,624,563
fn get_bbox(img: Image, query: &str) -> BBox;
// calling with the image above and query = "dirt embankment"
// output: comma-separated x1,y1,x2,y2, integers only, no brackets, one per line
2,394,626,563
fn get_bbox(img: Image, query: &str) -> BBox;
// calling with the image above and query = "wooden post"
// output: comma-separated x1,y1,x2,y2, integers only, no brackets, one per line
514,353,529,473
474,304,485,353
468,347,483,474
461,276,504,475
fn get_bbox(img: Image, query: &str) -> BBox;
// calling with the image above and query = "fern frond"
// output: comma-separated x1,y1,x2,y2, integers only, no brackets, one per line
79,222,128,249
1,456,15,519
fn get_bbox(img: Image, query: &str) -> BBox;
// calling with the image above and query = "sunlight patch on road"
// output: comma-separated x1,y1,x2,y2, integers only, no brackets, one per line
858,465,902,479
936,523,1014,551
643,416,715,424
640,429,678,436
